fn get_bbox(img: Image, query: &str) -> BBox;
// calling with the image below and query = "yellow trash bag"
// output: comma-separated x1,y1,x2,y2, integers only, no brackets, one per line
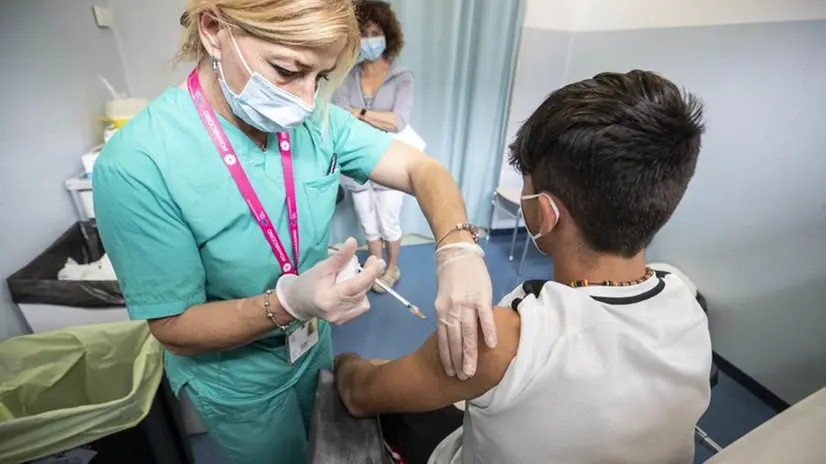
0,321,163,463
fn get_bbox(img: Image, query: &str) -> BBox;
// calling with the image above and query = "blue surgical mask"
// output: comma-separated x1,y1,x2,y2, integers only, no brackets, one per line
520,193,560,256
217,31,314,133
360,36,386,62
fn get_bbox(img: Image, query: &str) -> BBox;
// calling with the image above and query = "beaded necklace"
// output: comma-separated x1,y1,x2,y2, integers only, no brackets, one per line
568,267,656,288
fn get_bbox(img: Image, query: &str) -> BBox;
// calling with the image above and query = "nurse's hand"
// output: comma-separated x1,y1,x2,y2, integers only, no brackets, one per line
276,238,385,325
434,243,495,381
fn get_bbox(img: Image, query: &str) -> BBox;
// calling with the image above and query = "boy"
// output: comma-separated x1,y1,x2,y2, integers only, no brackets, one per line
335,70,712,463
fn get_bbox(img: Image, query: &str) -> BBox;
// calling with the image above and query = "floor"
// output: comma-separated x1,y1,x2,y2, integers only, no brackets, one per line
192,233,778,464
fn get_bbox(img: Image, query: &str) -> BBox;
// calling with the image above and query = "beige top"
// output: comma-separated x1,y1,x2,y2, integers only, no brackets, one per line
707,387,826,463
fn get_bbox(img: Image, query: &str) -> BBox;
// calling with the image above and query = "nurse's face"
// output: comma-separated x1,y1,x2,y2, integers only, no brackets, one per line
200,17,345,108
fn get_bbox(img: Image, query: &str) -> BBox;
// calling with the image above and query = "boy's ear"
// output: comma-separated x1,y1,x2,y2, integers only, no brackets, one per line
538,194,562,233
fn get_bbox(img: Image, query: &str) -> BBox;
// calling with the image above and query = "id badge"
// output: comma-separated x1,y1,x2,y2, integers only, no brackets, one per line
287,318,319,364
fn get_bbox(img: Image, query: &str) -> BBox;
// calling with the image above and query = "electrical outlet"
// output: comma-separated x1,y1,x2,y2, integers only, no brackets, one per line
92,5,114,28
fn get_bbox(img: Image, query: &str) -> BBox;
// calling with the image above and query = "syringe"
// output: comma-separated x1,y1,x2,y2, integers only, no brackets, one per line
356,263,426,319
328,246,425,319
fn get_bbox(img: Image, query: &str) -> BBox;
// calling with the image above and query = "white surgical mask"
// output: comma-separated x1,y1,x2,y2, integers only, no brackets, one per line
217,31,314,133
521,193,560,256
360,36,386,62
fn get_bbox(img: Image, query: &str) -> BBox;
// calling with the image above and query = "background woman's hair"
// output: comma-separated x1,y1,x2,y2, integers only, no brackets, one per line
177,0,360,116
355,0,404,61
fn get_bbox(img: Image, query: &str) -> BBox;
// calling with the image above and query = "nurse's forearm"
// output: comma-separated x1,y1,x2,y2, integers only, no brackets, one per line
369,143,474,244
410,158,475,246
148,295,293,356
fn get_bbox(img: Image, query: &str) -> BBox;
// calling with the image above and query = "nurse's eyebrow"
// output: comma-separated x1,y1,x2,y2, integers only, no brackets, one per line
267,52,335,73
292,59,336,74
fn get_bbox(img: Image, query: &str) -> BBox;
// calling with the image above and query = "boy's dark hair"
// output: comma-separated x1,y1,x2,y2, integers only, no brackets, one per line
509,70,705,258
356,1,404,61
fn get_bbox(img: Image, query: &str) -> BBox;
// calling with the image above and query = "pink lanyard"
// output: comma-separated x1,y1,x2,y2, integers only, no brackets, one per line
187,69,299,275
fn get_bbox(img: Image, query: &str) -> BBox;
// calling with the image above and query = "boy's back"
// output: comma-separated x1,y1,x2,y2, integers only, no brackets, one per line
438,271,711,463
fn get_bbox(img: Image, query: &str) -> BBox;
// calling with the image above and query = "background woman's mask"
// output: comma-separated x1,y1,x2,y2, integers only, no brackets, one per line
359,36,386,62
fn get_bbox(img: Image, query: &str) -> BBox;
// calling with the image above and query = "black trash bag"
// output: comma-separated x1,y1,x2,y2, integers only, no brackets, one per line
6,221,124,307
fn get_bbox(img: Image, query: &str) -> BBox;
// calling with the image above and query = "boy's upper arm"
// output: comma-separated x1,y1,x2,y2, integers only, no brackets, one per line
93,145,207,320
347,307,521,415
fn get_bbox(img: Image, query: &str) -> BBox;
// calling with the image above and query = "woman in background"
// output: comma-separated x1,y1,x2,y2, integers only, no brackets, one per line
334,0,412,292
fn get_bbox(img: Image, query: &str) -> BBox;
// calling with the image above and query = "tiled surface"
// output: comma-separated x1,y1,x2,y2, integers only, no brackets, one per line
192,234,777,463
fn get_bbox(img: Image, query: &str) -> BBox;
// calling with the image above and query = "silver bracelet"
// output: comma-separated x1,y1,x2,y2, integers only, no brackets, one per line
435,222,480,248
263,289,292,332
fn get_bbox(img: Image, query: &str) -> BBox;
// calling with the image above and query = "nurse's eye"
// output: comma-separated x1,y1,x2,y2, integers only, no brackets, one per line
273,64,299,79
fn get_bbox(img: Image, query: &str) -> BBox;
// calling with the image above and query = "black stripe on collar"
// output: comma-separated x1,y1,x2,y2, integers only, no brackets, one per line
511,271,670,309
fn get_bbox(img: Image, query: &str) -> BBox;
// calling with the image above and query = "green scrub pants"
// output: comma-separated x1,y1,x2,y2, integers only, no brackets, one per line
181,327,333,463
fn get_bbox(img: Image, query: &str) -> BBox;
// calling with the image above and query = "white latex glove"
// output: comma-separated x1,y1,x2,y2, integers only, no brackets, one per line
335,253,360,283
276,237,385,325
434,242,496,380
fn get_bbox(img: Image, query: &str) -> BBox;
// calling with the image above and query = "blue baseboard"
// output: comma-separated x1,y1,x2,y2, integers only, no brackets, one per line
712,353,790,413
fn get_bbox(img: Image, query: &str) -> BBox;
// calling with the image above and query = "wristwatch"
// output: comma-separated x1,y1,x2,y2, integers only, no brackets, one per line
359,108,367,118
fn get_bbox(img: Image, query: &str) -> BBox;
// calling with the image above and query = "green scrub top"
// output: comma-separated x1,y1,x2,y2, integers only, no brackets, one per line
93,86,392,462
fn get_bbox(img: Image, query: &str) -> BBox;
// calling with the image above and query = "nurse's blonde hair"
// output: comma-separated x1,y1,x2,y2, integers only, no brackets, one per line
178,0,360,122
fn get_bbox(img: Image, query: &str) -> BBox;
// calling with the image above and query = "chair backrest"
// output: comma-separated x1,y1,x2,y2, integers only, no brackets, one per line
307,369,391,464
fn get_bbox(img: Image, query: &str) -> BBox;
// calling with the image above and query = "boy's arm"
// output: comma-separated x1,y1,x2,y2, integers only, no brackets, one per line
335,307,521,417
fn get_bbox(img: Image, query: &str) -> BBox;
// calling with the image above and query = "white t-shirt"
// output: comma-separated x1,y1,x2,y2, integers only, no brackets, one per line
430,271,712,464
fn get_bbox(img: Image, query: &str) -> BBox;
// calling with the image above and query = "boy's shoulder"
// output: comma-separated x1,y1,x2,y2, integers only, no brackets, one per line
498,279,597,315
498,272,706,335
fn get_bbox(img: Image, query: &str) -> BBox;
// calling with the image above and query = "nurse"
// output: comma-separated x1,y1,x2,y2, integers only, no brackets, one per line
92,1,495,463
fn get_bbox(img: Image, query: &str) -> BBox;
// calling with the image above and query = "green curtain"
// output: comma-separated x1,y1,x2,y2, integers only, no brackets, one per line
330,0,525,242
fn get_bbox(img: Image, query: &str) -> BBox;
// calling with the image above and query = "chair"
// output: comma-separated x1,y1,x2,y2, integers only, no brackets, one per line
307,369,391,464
694,291,724,454
487,187,531,275
647,263,723,454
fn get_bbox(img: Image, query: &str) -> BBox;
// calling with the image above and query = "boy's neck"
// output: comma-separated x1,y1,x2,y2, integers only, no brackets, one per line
551,245,648,286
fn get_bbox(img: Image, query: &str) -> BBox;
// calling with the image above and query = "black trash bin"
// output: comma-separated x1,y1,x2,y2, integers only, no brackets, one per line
3,222,194,464
6,220,123,309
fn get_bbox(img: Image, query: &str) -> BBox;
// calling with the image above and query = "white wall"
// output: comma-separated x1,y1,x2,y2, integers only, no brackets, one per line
109,0,189,99
523,0,826,31
495,0,826,227
0,0,130,340
505,0,826,403
522,0,579,31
